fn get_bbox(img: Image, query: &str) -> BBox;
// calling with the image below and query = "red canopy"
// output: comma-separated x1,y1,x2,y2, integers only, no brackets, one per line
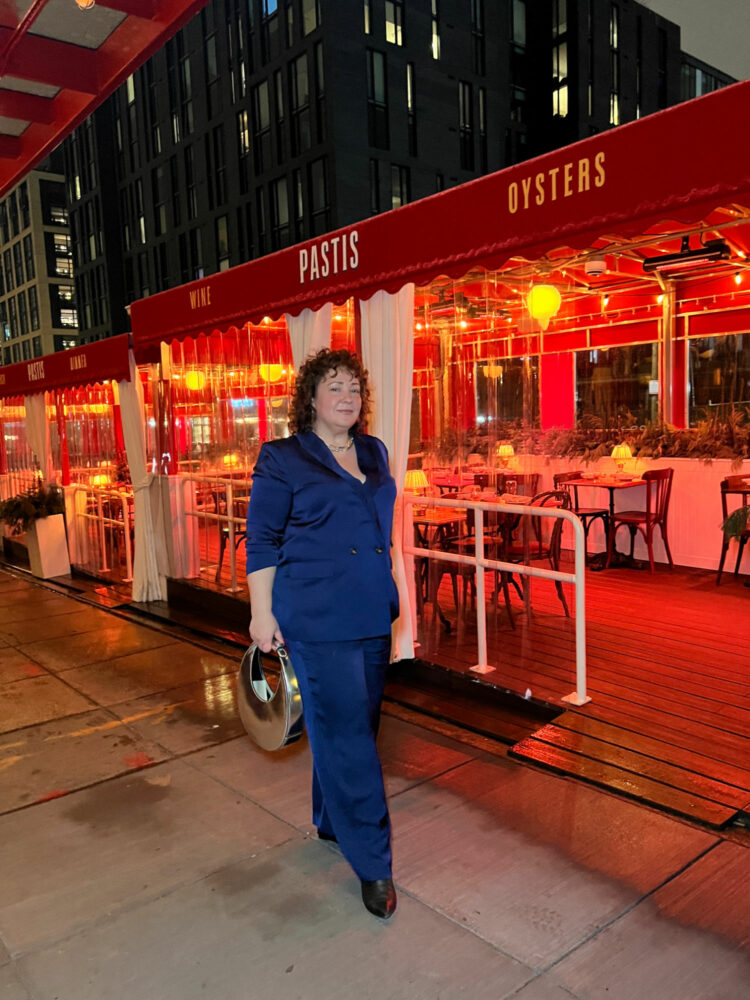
131,80,750,354
0,334,131,398
0,0,209,197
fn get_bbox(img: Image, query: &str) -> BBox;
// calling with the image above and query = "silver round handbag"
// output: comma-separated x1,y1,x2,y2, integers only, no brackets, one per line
236,643,304,751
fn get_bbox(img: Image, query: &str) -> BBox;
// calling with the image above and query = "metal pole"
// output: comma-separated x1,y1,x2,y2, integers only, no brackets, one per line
470,507,491,673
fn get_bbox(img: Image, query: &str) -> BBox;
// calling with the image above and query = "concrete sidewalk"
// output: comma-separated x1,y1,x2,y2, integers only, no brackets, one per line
1,567,748,1000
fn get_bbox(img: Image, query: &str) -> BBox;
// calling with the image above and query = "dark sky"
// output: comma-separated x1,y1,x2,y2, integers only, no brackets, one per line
640,0,750,80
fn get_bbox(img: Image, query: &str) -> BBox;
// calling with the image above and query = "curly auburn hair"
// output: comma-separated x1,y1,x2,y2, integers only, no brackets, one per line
290,348,371,435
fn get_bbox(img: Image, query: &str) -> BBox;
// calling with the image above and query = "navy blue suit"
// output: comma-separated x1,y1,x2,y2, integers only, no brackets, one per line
246,431,399,881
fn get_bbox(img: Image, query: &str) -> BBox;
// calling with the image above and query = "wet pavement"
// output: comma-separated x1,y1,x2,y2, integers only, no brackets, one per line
0,566,748,999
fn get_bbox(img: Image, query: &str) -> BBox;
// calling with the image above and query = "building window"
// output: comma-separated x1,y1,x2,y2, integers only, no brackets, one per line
13,243,24,286
0,301,7,340
290,54,311,155
431,0,440,59
302,0,319,35
8,296,17,337
293,167,304,240
369,159,380,214
385,1,404,45
17,290,28,335
23,235,36,283
367,50,389,149
308,156,329,235
391,164,410,208
8,192,18,238
0,202,8,243
364,0,372,34
478,87,487,172
313,41,325,142
32,335,42,357
256,186,268,255
184,146,197,220
215,216,230,269
169,155,181,226
471,0,484,74
274,70,286,162
252,80,272,170
261,0,281,63
458,81,474,170
3,249,13,291
406,63,417,156
270,177,290,249
552,41,568,117
19,182,30,230
22,339,31,361
610,3,620,125
152,166,167,236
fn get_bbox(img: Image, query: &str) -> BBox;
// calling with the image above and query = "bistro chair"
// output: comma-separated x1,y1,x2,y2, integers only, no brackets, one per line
553,470,609,563
505,490,572,616
611,467,674,573
716,475,750,585
214,495,249,582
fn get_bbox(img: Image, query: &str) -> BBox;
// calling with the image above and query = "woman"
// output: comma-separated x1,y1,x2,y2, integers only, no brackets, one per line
246,348,400,919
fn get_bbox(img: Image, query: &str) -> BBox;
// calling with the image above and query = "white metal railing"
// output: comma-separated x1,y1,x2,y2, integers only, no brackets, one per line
69,484,134,582
182,473,252,593
403,493,590,706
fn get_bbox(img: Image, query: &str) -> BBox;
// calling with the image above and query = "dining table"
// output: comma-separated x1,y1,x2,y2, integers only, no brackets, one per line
559,474,646,569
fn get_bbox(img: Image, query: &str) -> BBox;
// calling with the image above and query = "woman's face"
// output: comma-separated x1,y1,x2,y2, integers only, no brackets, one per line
312,367,362,436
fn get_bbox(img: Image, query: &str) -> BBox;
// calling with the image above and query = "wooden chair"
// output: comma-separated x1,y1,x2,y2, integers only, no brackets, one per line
611,468,674,573
553,470,608,563
215,496,248,582
717,474,750,585
506,490,572,616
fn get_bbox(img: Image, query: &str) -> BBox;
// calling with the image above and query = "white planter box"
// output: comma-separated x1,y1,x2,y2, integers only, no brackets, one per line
26,513,70,579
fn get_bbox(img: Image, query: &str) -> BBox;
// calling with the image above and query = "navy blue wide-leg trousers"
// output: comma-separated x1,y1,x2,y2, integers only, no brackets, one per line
284,636,392,882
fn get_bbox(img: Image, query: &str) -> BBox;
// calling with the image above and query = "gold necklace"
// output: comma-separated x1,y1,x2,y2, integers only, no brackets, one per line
326,437,354,454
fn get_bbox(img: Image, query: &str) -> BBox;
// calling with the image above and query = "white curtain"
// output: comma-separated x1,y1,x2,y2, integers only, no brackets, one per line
24,393,54,483
360,284,416,661
285,303,332,371
117,352,168,602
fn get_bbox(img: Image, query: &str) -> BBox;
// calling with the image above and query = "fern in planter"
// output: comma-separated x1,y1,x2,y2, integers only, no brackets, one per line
0,484,65,536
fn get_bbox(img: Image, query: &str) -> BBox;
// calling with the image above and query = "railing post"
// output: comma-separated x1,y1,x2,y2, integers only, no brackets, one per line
470,507,491,674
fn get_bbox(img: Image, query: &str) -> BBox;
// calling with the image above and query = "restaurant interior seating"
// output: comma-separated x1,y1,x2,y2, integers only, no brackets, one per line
214,495,249,582
553,470,609,563
611,467,674,573
505,490,572,616
716,474,750,585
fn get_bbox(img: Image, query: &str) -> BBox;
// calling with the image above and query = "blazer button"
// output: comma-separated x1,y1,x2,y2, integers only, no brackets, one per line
375,546,384,554
350,547,358,554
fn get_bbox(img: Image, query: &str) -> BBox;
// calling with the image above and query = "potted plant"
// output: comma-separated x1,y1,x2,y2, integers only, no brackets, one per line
0,483,70,579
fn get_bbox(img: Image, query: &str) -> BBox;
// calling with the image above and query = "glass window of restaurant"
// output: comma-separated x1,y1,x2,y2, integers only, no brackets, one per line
688,333,750,424
165,306,356,592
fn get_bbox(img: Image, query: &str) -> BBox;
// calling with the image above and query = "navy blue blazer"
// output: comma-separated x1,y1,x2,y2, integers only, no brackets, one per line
246,431,399,641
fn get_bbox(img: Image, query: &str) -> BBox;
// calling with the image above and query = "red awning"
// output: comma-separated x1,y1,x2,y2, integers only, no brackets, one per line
130,80,750,354
0,0,209,197
0,334,131,397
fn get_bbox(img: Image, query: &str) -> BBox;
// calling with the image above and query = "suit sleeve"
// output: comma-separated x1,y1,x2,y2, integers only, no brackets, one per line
245,443,293,573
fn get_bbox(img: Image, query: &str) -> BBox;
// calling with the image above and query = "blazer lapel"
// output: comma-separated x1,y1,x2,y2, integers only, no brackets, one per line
295,430,351,480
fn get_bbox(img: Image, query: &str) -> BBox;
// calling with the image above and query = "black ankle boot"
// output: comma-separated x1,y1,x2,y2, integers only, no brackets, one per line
361,878,397,919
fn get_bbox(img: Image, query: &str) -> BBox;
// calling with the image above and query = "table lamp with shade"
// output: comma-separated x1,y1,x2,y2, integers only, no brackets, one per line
404,469,429,494
496,442,515,468
611,442,632,472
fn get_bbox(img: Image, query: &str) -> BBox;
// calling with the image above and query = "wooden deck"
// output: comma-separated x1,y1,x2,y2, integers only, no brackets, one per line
416,557,750,830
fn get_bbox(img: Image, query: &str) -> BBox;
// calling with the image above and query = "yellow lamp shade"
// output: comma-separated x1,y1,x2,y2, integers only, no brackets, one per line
611,443,632,462
259,364,285,383
223,452,240,468
90,473,111,486
404,469,429,493
185,370,206,391
611,442,633,470
526,284,562,330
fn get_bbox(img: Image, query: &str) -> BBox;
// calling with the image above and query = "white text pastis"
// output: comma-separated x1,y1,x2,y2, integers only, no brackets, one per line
299,230,359,285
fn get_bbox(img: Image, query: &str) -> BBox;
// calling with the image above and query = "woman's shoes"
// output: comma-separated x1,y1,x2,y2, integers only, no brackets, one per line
361,878,397,919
